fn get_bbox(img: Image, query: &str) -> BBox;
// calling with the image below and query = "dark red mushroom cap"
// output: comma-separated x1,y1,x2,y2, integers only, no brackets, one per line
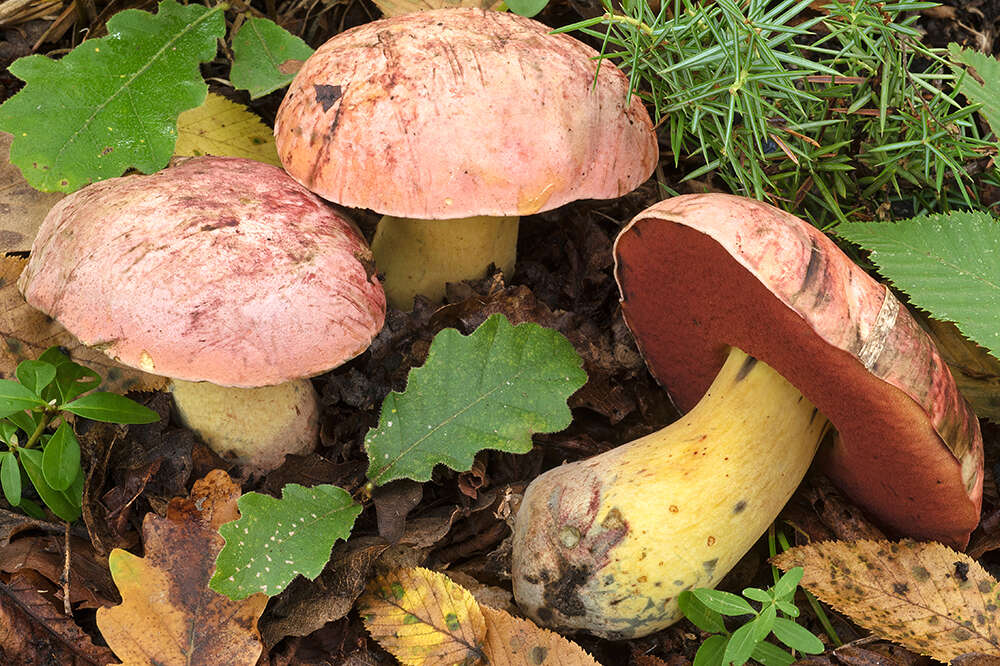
19,157,386,388
614,194,983,547
274,8,657,219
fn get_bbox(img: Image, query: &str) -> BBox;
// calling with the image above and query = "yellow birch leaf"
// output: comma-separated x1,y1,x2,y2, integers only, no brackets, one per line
174,92,281,166
373,0,502,18
480,605,600,665
358,567,487,665
0,132,64,252
772,539,1000,662
97,472,268,666
0,255,166,393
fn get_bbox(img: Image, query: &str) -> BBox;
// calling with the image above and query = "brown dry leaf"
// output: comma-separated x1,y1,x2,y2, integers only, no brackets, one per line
174,93,281,166
922,316,1000,423
480,605,599,665
0,131,64,252
0,569,116,665
0,255,166,392
373,0,501,19
96,471,268,666
261,536,390,647
772,539,1000,662
0,534,118,609
358,566,488,665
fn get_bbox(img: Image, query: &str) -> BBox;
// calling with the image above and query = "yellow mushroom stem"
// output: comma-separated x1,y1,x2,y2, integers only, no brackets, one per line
371,214,519,310
511,347,831,639
170,379,319,472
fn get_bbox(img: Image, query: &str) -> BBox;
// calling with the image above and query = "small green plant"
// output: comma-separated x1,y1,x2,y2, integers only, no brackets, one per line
0,347,159,522
678,567,825,666
559,0,996,225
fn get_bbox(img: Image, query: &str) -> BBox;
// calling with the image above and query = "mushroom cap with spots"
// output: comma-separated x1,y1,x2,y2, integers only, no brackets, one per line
273,8,657,219
18,156,386,388
614,193,983,547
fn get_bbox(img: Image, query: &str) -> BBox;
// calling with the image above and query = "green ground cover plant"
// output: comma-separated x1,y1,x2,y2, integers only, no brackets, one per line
0,348,158,521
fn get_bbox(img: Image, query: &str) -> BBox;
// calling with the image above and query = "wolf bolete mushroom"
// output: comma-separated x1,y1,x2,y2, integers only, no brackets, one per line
19,157,386,471
274,7,657,309
511,193,983,639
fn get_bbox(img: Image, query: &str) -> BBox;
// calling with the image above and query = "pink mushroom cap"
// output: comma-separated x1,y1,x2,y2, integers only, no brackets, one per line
614,194,983,548
19,157,386,387
274,8,658,219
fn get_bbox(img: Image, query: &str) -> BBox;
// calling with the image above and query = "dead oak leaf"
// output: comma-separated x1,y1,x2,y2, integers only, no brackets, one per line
772,539,1000,662
96,471,267,666
0,569,116,665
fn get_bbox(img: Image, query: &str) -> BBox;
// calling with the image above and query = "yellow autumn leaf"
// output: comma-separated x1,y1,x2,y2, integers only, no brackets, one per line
358,567,487,665
772,539,1000,662
359,567,602,666
175,93,281,166
480,605,600,665
97,472,268,666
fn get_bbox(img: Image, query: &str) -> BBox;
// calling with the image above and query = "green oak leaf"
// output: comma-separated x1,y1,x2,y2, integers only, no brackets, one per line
950,44,1000,141
231,17,314,99
0,0,225,192
837,211,1000,358
365,313,587,486
210,484,361,600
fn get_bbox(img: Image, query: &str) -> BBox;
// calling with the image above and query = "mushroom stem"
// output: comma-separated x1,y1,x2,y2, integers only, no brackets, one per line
511,346,830,639
170,379,320,472
371,214,519,309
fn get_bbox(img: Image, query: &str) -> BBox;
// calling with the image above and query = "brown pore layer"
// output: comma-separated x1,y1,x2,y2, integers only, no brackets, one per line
274,8,657,219
614,194,982,548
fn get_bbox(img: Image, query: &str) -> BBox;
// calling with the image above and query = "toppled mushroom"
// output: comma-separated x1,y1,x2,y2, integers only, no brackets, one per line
274,7,657,309
511,194,983,639
19,157,386,471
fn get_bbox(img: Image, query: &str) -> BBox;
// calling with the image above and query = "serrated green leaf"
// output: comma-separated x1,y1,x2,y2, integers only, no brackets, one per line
679,590,728,634
950,44,1000,139
505,0,549,17
771,617,825,654
723,621,760,666
18,448,80,522
692,634,728,666
41,421,80,491
0,380,46,418
0,0,226,192
211,484,362,600
692,588,757,617
62,392,159,424
365,314,587,485
230,17,314,99
15,360,56,396
837,211,1000,358
0,451,21,506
